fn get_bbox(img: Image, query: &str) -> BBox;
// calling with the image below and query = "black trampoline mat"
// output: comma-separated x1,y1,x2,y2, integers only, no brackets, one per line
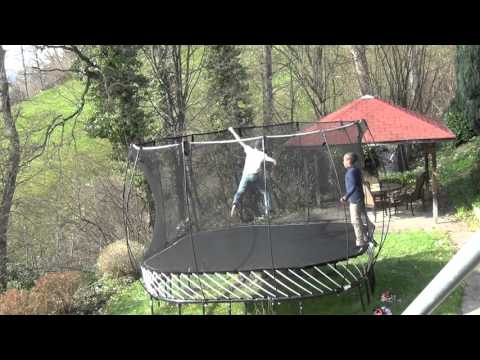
144,222,366,273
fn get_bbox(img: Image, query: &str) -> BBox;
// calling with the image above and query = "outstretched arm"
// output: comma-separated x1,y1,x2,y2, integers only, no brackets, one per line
228,127,249,151
263,153,277,166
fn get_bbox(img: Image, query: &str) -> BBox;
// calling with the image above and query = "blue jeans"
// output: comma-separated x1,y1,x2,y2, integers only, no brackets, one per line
233,173,272,214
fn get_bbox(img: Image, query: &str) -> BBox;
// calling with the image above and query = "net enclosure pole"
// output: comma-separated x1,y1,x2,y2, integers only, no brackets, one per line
402,231,480,315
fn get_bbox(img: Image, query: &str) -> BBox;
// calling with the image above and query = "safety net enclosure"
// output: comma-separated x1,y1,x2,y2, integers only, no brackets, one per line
124,121,386,306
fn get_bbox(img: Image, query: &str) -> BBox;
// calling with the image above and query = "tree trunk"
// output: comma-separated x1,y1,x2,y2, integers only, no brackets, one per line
289,64,295,122
20,45,29,98
0,46,21,291
34,47,45,90
408,45,423,111
350,45,372,96
263,45,273,125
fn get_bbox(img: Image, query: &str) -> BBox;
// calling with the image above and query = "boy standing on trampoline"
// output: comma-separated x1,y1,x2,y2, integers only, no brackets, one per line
340,152,375,247
228,127,277,217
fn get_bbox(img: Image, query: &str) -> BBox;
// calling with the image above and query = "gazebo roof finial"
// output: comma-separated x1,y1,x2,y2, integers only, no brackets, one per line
360,94,374,100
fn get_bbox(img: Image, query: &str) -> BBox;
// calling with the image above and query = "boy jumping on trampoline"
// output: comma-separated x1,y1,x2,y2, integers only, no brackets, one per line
340,152,375,247
228,127,277,217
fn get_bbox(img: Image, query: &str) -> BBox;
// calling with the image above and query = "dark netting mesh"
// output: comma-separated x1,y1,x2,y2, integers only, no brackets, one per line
128,144,186,260
128,121,366,274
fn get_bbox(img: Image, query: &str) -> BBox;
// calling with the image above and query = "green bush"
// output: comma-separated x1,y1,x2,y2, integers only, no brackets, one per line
444,100,476,145
72,275,135,315
380,168,422,187
96,240,144,278
6,262,40,290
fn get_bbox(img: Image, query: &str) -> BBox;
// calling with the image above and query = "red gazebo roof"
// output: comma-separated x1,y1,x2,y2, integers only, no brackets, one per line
302,95,456,145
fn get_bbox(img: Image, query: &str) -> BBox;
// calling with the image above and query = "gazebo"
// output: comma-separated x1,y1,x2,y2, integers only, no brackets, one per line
301,95,457,222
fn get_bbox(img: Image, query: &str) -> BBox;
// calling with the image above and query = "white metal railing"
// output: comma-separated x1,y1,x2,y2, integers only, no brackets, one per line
402,231,480,315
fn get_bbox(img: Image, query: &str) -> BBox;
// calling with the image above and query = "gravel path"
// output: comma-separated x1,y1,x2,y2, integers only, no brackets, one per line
370,205,479,315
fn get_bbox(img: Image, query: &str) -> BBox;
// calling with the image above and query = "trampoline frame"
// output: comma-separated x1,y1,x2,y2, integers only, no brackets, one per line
140,259,376,306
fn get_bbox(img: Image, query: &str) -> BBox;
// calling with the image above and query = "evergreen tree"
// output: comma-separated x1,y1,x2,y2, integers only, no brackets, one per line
85,45,150,154
445,45,480,144
205,45,254,128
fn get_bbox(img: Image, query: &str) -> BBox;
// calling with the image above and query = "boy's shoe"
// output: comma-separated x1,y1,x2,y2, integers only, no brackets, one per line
373,306,392,315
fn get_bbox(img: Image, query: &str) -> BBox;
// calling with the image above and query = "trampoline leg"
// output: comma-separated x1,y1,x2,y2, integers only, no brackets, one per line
150,295,154,315
244,303,248,315
228,302,232,315
202,303,206,315
299,301,303,315
358,284,366,313
364,278,371,305
369,267,376,294
178,303,182,316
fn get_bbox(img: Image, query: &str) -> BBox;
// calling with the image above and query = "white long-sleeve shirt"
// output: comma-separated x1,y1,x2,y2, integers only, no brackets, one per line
242,146,275,176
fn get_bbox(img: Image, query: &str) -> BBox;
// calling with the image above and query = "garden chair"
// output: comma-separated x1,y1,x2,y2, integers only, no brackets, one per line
392,172,427,216
363,182,392,222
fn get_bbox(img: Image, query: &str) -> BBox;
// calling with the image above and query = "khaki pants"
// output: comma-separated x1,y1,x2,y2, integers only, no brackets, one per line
349,202,373,245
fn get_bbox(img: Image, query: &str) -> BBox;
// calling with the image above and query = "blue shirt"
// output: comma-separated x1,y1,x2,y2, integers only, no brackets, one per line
344,167,364,204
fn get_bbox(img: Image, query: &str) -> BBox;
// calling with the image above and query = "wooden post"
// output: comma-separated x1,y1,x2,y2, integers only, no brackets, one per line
431,144,439,223
424,144,430,196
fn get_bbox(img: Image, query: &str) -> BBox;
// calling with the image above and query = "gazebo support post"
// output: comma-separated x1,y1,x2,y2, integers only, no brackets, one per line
424,144,430,196
431,144,439,223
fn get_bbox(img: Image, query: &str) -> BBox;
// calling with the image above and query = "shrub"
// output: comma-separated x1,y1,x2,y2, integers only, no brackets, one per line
0,271,84,315
0,288,33,315
97,240,143,278
29,271,84,315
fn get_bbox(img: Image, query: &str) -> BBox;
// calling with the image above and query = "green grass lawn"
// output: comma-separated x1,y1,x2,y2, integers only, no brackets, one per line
105,229,463,315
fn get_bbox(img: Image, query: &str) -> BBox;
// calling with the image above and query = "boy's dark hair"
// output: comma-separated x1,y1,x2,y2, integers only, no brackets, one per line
345,152,358,164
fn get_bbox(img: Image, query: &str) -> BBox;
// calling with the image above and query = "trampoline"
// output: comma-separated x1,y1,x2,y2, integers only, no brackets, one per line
124,121,390,310
144,222,366,273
